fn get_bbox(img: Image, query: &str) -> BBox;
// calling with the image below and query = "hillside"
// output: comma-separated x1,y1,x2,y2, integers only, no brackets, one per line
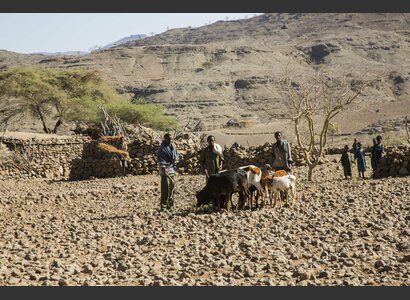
101,34,147,50
0,13,409,138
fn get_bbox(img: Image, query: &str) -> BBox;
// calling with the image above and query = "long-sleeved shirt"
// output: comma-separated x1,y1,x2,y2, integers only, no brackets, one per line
199,146,224,176
272,139,292,170
353,143,367,172
157,141,178,176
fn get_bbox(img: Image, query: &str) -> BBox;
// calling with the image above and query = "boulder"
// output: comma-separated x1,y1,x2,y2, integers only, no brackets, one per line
398,167,409,176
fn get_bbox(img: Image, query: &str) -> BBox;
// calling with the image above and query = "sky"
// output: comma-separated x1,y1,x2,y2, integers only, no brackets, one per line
0,13,262,54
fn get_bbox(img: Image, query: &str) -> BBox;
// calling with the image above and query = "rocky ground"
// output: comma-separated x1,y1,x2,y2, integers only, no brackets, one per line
0,155,409,286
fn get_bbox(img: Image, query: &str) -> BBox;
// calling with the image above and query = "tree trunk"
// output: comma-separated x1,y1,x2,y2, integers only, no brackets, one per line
52,118,63,134
36,106,51,134
307,166,314,181
0,125,8,149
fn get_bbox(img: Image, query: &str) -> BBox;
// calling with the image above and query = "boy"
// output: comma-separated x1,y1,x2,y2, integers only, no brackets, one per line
353,139,367,179
340,145,352,179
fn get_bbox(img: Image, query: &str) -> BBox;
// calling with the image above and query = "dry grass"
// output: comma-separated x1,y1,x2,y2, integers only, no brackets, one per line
100,136,125,142
97,142,129,158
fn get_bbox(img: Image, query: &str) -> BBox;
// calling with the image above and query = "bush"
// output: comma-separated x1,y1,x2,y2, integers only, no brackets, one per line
202,61,212,68
106,101,179,131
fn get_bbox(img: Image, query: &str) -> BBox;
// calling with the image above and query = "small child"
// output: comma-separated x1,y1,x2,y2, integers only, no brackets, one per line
340,145,352,179
353,139,367,179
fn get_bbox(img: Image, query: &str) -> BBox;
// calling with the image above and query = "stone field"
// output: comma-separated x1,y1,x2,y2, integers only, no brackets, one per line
0,156,409,286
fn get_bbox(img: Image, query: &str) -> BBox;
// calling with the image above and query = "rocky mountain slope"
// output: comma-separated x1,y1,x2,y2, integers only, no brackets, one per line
101,34,147,50
0,13,409,134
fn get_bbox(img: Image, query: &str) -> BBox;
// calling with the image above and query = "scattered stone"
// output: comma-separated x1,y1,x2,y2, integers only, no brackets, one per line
318,271,329,278
397,242,409,251
82,265,94,275
344,259,355,267
400,255,410,263
375,260,386,268
8,277,20,284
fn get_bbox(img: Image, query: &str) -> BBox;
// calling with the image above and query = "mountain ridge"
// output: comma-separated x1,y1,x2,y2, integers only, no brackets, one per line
0,13,409,135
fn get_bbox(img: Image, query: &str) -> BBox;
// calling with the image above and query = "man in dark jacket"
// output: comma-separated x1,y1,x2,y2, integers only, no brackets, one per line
272,131,293,172
371,135,384,170
157,133,178,212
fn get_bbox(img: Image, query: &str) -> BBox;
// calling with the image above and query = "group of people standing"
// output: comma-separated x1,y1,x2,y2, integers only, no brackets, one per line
340,135,384,180
157,131,385,211
156,131,293,212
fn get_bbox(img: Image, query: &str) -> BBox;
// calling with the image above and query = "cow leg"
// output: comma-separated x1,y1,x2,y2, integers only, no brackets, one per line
291,186,297,207
245,186,252,210
225,193,231,211
212,198,219,212
255,188,263,209
237,192,243,210
260,188,265,208
273,191,279,208
255,189,262,209
230,193,235,210
249,191,253,210
278,191,282,208
269,190,274,207
219,195,225,211
286,191,290,207
239,191,247,210
249,190,253,210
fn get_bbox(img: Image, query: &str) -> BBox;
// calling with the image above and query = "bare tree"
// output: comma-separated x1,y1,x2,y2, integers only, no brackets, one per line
98,105,132,177
280,69,378,181
0,121,8,150
328,122,340,144
9,140,35,175
100,105,129,139
405,116,410,143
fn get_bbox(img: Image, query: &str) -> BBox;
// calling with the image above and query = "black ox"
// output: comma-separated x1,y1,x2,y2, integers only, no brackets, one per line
196,169,251,211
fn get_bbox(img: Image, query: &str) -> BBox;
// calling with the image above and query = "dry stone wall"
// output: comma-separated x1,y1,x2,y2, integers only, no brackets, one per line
373,145,410,178
0,137,90,180
1,133,328,180
75,134,322,179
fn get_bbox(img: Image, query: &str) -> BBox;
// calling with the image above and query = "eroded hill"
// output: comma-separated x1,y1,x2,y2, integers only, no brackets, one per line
0,13,409,134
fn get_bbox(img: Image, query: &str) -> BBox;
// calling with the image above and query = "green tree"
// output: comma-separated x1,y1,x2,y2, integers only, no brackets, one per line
0,67,65,133
0,67,120,133
0,67,179,134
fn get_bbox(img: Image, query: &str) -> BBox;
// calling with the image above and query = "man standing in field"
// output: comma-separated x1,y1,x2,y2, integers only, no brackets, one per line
157,133,178,212
340,145,353,180
272,131,293,172
199,135,224,181
371,135,384,171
